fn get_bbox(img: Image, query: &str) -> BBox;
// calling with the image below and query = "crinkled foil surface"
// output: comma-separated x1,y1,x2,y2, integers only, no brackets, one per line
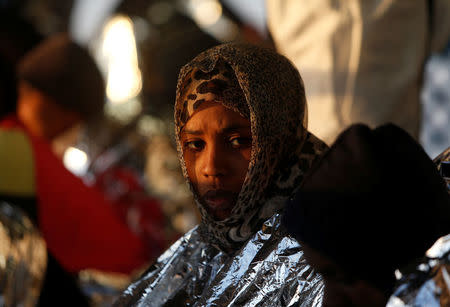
115,214,324,306
0,201,47,307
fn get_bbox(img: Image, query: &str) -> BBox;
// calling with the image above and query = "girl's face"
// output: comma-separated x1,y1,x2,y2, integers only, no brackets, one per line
181,101,251,221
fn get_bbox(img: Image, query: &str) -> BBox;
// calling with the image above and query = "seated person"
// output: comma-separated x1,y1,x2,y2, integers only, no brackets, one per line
116,43,329,306
282,124,450,307
0,34,149,275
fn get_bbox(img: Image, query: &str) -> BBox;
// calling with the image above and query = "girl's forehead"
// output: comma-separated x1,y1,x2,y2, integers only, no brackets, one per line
182,102,251,135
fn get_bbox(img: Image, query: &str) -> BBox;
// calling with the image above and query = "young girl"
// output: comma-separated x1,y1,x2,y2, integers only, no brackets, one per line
116,43,328,307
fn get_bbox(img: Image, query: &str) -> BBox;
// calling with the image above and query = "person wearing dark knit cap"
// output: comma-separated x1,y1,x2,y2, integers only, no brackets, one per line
15,32,104,139
0,33,149,286
282,124,450,307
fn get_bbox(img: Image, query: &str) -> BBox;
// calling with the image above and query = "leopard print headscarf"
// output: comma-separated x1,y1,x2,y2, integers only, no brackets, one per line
175,43,328,252
178,60,249,126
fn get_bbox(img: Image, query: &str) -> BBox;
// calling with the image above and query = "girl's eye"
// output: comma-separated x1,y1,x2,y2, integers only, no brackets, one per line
230,137,251,148
184,140,204,151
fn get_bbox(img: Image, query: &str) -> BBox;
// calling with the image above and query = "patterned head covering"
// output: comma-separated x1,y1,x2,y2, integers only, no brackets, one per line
175,43,328,252
178,59,249,126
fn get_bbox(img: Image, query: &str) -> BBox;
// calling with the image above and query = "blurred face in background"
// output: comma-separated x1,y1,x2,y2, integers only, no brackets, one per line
17,81,81,140
181,101,251,221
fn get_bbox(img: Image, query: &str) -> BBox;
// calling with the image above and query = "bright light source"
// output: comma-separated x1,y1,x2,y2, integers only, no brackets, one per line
63,147,89,176
189,0,223,26
183,0,237,42
106,63,142,104
102,15,142,104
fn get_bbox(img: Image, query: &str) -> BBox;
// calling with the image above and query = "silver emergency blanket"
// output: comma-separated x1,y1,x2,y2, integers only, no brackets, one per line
0,201,47,307
115,214,324,306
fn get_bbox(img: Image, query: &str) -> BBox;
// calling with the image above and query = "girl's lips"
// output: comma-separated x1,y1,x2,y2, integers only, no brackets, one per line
200,190,238,220
204,197,233,209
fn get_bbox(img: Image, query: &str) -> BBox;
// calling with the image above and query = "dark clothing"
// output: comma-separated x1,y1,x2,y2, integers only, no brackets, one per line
282,124,450,293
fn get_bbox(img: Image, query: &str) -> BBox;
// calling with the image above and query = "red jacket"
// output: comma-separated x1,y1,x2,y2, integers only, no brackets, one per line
0,115,149,274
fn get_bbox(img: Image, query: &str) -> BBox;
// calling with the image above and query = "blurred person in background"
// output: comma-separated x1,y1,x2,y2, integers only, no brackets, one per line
267,0,450,145
116,43,329,306
282,124,450,307
0,33,161,305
